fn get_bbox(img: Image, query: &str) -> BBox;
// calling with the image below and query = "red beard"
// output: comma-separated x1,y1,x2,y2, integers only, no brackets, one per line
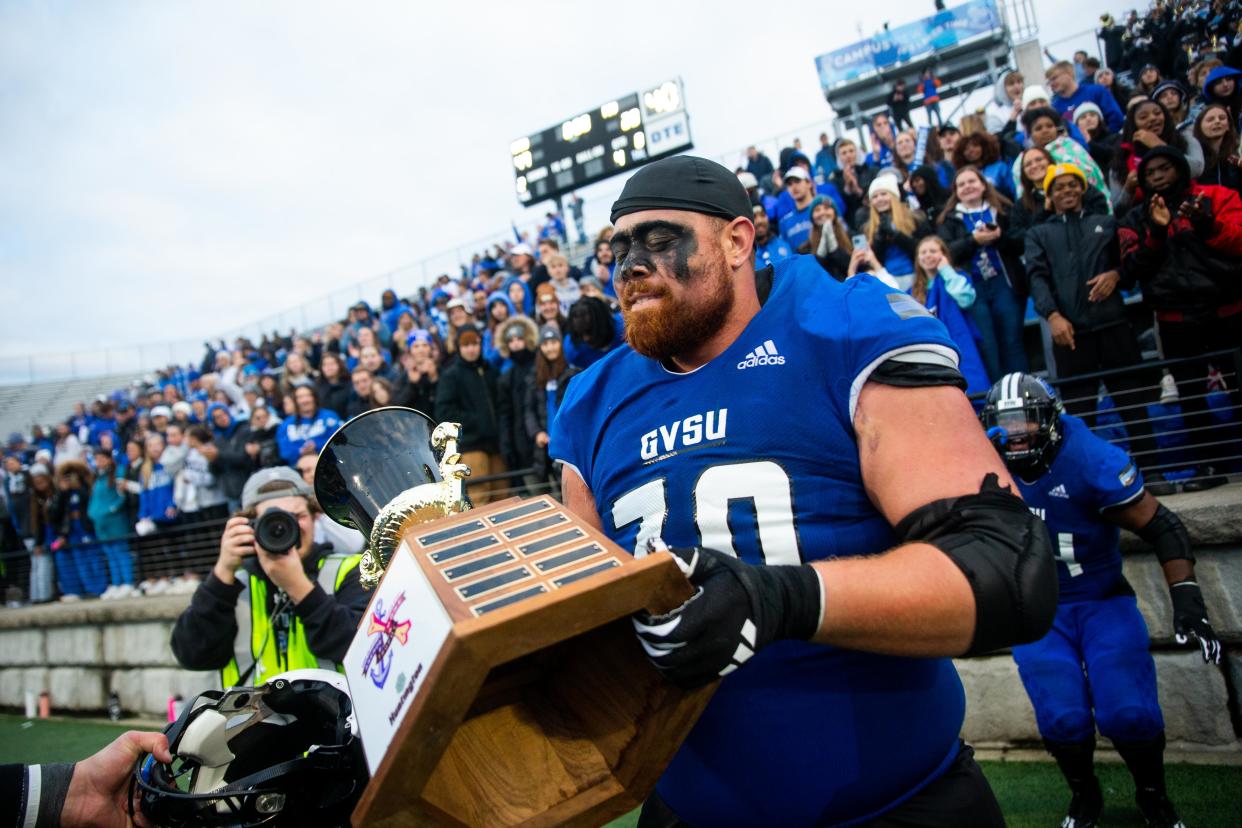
621,265,735,363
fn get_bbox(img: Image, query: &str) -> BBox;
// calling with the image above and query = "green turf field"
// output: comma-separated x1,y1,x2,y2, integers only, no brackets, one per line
4,714,1239,827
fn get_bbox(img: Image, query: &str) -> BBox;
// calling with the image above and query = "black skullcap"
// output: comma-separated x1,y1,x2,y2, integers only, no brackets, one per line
610,156,752,224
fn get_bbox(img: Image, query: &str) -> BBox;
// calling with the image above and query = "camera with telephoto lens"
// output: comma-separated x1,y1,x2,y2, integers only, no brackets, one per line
250,508,301,554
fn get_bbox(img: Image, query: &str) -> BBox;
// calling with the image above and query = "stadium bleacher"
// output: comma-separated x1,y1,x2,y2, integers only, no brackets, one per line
0,374,140,442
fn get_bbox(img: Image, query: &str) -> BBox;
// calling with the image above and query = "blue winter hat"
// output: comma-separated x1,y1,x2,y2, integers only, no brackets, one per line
1204,66,1242,96
407,329,433,347
7,432,23,445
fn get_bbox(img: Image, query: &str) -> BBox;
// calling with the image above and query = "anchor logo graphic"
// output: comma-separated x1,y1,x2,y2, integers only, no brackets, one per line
361,591,411,690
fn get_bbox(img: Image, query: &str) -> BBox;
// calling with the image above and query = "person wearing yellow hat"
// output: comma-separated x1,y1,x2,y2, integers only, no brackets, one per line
1024,161,1161,488
1042,162,1088,198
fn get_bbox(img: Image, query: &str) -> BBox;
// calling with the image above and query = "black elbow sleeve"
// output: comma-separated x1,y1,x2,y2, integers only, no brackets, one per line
1134,503,1194,565
894,473,1058,655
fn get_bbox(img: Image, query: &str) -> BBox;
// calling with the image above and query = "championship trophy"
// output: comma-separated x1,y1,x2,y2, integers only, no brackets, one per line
315,407,714,827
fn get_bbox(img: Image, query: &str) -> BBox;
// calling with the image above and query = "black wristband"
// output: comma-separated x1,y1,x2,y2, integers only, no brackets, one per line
767,565,823,642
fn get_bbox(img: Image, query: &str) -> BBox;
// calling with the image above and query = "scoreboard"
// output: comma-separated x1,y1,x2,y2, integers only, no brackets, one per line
510,78,693,206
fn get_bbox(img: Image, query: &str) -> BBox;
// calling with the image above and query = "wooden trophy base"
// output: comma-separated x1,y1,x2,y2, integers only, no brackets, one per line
349,497,715,827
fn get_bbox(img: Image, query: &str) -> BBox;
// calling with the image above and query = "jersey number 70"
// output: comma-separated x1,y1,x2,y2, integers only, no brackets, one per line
610,460,802,565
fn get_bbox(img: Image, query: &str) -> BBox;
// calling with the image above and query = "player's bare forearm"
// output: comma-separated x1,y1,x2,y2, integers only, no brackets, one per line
850,382,1051,656
810,542,975,656
561,465,605,531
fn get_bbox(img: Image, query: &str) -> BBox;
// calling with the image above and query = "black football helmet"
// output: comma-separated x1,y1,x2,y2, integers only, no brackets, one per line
132,669,367,827
981,372,1064,480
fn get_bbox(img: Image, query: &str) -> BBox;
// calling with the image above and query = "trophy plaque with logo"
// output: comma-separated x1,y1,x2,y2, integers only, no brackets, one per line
315,407,714,827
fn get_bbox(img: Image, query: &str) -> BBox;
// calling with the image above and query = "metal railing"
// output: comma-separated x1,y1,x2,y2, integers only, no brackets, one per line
974,348,1242,490
0,474,562,606
0,514,231,605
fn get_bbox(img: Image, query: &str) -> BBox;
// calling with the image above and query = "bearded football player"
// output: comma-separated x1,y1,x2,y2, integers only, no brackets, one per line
550,156,1057,827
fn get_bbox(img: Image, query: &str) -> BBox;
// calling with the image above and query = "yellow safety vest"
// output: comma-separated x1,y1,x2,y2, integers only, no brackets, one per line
220,553,361,688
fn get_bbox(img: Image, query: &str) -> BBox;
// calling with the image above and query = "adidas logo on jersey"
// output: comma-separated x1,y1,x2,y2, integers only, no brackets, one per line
1048,484,1069,499
737,339,785,369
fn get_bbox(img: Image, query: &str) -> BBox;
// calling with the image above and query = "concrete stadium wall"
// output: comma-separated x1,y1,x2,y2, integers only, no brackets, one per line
0,486,1239,752
0,595,214,718
963,484,1242,752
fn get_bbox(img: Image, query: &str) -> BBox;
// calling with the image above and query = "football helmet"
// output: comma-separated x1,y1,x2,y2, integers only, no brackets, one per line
132,669,367,827
981,372,1064,480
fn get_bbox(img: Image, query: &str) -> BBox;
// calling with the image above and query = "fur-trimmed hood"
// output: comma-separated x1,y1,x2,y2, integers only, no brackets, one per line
495,315,539,359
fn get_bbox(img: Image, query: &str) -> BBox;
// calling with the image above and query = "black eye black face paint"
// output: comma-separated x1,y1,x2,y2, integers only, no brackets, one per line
612,220,698,284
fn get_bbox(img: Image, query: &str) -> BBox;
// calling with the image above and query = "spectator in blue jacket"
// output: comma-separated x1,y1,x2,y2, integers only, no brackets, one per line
86,401,117,448
777,166,818,249
50,460,105,598
341,301,391,351
911,235,989,397
378,288,412,333
753,207,793,269
1047,60,1124,133
482,293,515,367
88,447,135,595
138,433,177,529
1202,66,1242,129
813,132,838,180
866,112,896,167
772,155,846,225
275,385,342,467
745,146,775,193
503,276,534,317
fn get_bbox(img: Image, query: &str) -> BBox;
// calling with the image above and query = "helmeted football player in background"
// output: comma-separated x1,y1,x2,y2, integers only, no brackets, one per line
982,373,1220,828
551,156,1058,827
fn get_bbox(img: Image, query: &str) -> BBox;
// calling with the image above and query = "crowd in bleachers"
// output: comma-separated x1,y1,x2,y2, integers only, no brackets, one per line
1,2,1240,607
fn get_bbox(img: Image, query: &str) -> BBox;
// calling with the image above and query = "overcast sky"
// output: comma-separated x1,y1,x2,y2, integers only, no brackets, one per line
0,0,1095,378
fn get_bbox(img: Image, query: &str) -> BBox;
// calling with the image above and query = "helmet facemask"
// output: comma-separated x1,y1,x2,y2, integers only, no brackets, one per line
982,374,1063,481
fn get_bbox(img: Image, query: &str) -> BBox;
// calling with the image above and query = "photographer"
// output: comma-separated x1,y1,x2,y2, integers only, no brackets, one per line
170,467,367,687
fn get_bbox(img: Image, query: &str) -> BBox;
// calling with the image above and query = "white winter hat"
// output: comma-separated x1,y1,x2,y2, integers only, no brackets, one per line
1072,102,1104,126
868,175,902,200
1021,85,1050,109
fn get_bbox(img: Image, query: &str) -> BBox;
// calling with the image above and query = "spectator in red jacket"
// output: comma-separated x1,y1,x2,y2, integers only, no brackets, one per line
1120,146,1242,490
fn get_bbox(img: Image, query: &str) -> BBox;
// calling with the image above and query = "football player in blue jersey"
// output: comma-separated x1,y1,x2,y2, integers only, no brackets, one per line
550,155,1058,828
982,373,1221,828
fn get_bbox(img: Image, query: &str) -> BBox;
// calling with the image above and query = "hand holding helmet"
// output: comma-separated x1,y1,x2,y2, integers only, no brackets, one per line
132,669,368,828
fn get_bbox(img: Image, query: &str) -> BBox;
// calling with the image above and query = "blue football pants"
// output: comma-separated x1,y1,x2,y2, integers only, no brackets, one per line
1012,595,1164,744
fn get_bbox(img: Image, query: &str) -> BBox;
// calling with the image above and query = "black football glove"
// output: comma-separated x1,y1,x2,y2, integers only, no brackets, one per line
632,545,822,688
1169,579,1221,664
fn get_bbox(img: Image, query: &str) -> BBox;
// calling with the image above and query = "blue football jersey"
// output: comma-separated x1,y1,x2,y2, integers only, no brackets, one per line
550,255,969,827
778,203,814,249
1015,414,1144,603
